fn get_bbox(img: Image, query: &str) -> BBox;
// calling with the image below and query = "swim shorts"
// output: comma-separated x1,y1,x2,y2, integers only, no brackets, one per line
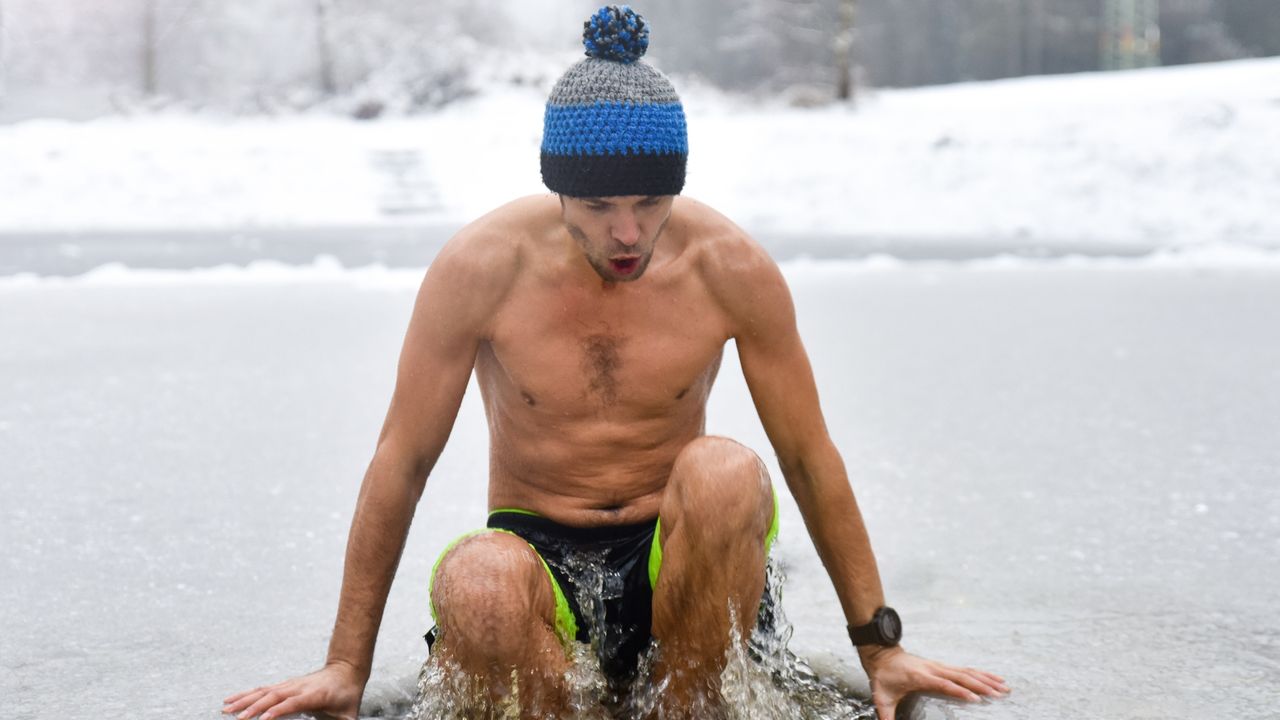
428,495,779,683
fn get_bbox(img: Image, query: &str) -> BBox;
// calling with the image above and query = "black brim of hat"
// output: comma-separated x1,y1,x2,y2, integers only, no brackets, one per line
541,152,686,198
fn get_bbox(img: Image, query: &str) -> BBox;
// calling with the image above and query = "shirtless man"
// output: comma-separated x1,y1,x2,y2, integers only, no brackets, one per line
223,6,1008,719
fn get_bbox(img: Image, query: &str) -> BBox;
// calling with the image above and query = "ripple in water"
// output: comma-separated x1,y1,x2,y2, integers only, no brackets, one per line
407,556,874,719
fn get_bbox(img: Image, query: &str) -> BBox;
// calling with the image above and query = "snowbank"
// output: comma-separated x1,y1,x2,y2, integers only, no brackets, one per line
2,58,1278,249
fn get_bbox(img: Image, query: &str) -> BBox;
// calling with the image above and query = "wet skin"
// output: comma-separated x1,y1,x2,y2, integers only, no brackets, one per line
223,194,1010,720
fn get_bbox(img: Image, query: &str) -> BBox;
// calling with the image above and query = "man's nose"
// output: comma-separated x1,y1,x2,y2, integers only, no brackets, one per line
612,213,641,247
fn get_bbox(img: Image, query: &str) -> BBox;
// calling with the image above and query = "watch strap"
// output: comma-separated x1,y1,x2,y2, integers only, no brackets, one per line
847,606,902,647
847,619,883,646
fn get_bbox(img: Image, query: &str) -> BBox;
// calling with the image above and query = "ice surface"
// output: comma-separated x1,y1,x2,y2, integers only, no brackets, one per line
3,257,1279,718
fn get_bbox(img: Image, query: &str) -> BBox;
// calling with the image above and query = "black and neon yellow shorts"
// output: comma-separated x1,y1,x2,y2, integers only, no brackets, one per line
428,494,780,682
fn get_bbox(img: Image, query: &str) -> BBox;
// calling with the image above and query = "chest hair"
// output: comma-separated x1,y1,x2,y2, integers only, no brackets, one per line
580,333,624,405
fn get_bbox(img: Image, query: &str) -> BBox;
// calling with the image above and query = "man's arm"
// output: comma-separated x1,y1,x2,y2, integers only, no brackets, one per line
706,235,1009,720
223,228,516,720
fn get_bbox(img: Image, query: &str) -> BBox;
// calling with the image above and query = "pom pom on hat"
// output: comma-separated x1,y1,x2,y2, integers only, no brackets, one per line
583,5,649,64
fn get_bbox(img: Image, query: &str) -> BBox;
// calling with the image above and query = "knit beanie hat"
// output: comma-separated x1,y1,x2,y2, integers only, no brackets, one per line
540,5,688,198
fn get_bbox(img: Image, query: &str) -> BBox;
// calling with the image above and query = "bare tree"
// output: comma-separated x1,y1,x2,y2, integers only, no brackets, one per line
5,0,1279,115
835,0,856,101
1005,0,1023,77
1023,0,1046,75
142,0,157,95
0,0,7,104
316,0,336,96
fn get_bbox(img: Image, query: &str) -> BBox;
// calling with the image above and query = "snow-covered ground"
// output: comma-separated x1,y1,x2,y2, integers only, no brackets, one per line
3,58,1279,249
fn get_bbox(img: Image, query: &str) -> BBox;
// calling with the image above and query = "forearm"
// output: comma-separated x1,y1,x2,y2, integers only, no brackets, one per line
779,443,885,627
324,446,428,681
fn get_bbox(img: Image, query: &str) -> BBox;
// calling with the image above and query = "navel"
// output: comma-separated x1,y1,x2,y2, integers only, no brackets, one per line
675,387,689,400
521,391,537,406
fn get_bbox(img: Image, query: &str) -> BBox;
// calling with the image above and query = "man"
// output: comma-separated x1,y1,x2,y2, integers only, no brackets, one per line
223,6,1008,719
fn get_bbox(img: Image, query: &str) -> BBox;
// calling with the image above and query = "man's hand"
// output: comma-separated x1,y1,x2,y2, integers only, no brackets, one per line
859,646,1009,720
222,662,365,720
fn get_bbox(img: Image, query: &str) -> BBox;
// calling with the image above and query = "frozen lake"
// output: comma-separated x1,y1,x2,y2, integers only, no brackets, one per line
2,236,1279,719
0,226,1161,277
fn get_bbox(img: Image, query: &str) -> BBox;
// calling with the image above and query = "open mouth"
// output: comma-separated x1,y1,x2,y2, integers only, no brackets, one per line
609,257,640,275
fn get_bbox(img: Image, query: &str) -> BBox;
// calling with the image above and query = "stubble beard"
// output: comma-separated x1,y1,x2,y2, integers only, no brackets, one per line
565,218,667,283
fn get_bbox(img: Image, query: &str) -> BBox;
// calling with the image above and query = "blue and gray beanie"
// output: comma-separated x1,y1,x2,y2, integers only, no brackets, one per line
540,5,688,198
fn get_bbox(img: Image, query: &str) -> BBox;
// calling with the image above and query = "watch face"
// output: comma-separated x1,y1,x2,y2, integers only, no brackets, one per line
877,607,903,643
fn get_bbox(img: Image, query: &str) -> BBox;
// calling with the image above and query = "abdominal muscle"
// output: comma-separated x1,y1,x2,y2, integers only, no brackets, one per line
489,470,668,528
485,410,703,527
478,360,714,527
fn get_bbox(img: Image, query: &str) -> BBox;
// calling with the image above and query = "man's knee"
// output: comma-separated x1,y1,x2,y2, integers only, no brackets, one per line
430,532,555,649
665,436,772,536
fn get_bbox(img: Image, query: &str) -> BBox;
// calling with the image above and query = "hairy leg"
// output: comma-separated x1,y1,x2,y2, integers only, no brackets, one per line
650,436,774,718
428,531,570,718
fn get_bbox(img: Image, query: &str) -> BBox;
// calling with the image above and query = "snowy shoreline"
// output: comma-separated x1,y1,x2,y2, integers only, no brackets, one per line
3,58,1279,251
4,242,1280,290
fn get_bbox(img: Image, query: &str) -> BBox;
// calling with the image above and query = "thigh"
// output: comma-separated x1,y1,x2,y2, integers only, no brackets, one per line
648,485,779,591
648,437,778,641
653,436,776,574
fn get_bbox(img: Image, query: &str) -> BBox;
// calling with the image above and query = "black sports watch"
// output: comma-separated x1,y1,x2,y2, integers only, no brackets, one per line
847,606,903,647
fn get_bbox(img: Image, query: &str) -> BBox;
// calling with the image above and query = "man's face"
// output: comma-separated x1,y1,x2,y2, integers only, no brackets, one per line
560,195,674,283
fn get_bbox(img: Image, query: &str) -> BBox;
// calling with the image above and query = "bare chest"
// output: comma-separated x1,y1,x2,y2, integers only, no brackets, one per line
480,281,728,415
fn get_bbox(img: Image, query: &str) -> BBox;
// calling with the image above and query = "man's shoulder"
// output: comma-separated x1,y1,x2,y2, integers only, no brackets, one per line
415,196,560,329
431,195,558,281
673,196,784,304
446,194,557,257
672,196,754,252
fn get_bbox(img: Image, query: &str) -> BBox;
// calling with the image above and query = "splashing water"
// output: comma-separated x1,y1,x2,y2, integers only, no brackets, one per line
716,559,877,720
407,554,875,719
408,642,613,720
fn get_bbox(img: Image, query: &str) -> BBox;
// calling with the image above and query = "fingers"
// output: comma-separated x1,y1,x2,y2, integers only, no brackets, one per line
260,694,309,720
975,668,1010,690
222,681,308,720
939,666,1008,698
222,688,260,705
973,667,1011,695
222,687,270,715
874,699,896,720
927,676,982,703
946,664,1008,689
236,688,290,720
222,666,363,720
